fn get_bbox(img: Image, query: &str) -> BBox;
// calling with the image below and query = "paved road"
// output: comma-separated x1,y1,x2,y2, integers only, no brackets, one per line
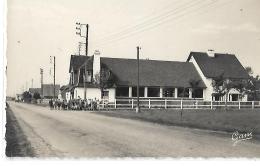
8,102,260,157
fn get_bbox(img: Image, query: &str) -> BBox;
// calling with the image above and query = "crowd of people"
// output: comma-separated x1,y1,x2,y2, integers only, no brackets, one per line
48,98,102,111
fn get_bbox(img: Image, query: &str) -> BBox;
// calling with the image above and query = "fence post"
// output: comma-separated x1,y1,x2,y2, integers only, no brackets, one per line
238,101,240,110
211,100,213,110
196,100,198,109
149,99,151,109
181,99,183,109
165,99,167,109
114,99,117,109
132,99,134,109
252,101,254,109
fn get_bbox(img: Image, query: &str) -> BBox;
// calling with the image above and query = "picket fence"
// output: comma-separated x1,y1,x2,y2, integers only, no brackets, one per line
99,98,260,110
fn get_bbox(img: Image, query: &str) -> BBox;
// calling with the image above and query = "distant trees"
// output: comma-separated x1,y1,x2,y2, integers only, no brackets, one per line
22,91,32,103
33,92,41,100
244,67,260,101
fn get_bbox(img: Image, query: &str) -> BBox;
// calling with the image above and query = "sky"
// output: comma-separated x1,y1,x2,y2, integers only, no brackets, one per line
6,0,260,97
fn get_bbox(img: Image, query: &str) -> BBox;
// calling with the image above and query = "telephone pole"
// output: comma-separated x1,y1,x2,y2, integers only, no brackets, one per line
76,22,89,100
53,56,56,99
40,68,43,98
31,79,33,88
136,46,141,113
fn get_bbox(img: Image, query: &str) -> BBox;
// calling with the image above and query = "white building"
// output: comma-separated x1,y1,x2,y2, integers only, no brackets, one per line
65,50,249,102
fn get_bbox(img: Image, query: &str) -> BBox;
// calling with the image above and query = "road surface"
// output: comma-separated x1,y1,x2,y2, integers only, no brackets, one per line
8,101,260,157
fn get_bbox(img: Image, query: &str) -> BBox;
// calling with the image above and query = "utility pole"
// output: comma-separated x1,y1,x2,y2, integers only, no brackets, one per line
76,22,89,100
40,68,43,98
53,56,56,99
31,79,33,88
136,46,141,113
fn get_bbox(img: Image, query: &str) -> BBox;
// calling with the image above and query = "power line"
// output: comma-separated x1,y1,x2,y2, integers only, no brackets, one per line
94,0,201,44
94,0,189,40
96,0,234,48
95,0,219,47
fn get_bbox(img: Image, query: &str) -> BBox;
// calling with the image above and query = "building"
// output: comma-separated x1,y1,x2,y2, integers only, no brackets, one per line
28,85,60,99
41,84,60,99
28,88,41,96
66,50,249,102
187,50,249,101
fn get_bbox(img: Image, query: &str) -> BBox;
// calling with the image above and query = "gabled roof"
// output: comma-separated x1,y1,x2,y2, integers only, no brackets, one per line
69,55,92,72
101,57,206,88
187,52,249,79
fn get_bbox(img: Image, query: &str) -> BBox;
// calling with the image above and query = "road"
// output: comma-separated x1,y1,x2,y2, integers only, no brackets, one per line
8,101,260,157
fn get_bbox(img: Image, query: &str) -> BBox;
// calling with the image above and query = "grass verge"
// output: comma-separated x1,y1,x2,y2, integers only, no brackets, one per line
95,109,260,137
5,103,35,157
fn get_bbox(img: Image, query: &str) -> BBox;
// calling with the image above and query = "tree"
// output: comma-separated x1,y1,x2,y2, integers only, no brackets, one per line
33,92,41,100
22,91,32,103
232,79,247,101
211,73,234,109
189,79,201,99
244,67,260,101
94,65,116,99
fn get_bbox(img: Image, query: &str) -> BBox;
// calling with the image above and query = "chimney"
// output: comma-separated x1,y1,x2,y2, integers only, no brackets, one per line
207,49,215,57
93,50,101,78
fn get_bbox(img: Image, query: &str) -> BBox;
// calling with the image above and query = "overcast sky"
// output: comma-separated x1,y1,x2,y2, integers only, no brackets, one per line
6,0,260,96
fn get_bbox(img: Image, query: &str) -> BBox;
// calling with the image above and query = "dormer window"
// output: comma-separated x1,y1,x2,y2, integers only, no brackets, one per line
86,70,92,82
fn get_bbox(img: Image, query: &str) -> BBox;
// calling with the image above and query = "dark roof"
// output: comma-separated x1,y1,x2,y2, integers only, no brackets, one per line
69,55,92,72
101,57,206,88
187,52,249,79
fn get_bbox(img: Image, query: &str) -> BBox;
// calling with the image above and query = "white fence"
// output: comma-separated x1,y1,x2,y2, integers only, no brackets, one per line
100,99,260,110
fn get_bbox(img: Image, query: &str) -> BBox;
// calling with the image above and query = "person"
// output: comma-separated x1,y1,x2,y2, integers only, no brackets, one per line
57,99,61,110
88,99,91,110
62,100,65,110
93,98,97,111
49,99,53,110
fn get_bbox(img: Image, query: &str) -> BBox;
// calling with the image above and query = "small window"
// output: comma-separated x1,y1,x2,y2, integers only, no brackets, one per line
163,88,175,97
192,88,203,98
102,90,109,99
148,87,160,97
116,87,129,97
132,87,144,97
231,94,239,101
177,88,189,98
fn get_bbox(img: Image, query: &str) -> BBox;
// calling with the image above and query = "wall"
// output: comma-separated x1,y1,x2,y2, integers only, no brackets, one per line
189,56,213,101
103,88,116,102
74,87,101,100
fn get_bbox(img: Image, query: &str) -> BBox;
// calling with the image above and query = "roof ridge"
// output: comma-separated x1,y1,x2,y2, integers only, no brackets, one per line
101,57,190,63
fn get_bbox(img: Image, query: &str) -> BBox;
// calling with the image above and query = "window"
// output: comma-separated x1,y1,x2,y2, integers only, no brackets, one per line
102,90,109,99
163,88,175,97
86,70,92,82
230,94,239,101
132,87,144,97
177,88,189,98
116,87,129,97
192,88,203,98
148,87,160,97
79,69,84,83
